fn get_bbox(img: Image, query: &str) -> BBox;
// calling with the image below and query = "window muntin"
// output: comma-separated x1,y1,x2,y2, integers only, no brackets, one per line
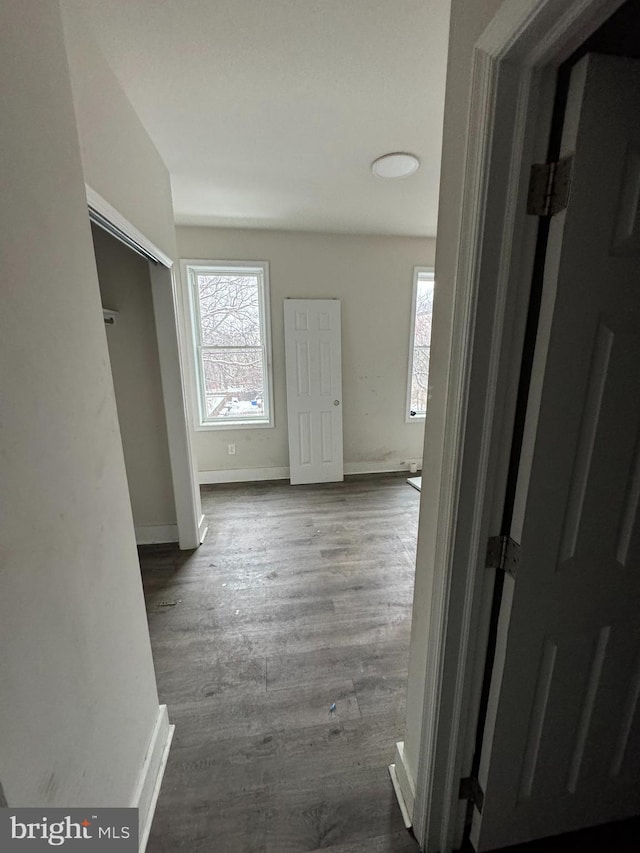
407,267,434,421
185,262,273,428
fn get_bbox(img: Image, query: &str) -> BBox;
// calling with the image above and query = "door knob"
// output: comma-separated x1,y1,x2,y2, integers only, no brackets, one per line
334,400,340,406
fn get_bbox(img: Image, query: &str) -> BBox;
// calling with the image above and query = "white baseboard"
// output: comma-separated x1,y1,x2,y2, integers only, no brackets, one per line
135,525,179,545
133,705,174,853
344,460,423,476
393,742,416,826
389,764,413,829
199,460,423,485
407,476,422,492
199,466,290,484
198,513,209,544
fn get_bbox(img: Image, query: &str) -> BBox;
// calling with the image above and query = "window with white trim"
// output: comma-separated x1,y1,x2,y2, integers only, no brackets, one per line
184,261,274,429
407,267,434,421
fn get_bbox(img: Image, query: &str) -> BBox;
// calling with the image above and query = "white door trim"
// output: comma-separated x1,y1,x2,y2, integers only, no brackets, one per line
86,184,204,550
411,1,626,851
86,184,173,268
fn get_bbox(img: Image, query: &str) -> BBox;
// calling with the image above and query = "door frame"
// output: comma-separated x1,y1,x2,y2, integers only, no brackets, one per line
87,185,206,550
409,1,627,851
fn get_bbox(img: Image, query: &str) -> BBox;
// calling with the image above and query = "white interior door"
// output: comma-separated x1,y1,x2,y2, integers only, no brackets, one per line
284,299,343,485
473,54,640,850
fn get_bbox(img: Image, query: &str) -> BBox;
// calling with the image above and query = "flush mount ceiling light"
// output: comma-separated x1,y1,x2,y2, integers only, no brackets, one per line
371,152,420,179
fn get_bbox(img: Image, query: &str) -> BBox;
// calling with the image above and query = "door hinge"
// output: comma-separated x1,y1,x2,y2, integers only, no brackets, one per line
486,535,520,578
526,154,574,216
459,775,485,813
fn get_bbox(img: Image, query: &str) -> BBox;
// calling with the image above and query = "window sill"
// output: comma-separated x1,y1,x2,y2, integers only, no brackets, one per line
406,414,426,424
195,419,274,432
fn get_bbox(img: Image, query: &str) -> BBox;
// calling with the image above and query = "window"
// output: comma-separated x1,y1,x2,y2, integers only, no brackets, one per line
407,267,434,421
183,261,273,429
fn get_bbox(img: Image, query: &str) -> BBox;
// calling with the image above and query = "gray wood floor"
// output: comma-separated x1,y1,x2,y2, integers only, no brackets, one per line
141,474,421,852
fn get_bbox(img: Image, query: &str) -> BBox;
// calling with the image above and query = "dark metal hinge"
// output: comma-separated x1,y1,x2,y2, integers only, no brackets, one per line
527,154,574,216
486,535,520,578
459,776,485,813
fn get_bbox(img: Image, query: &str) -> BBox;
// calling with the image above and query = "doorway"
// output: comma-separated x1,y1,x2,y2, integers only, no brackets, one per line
92,225,178,544
471,46,640,851
86,187,205,550
400,1,640,851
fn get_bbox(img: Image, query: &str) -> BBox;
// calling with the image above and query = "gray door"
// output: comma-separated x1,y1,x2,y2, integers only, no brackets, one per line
473,54,640,850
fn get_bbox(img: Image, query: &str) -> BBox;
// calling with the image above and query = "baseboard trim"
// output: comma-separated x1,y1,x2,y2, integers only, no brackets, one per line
198,513,208,544
344,461,423,476
135,525,179,545
199,461,423,485
389,764,413,829
393,742,415,827
407,476,422,492
133,705,174,853
199,466,290,484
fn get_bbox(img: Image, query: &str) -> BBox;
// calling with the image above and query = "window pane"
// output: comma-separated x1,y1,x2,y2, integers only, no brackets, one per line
415,277,434,347
411,346,430,414
201,348,266,419
196,274,261,347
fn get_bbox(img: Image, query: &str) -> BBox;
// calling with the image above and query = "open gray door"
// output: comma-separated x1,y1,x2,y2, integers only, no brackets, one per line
472,53,640,850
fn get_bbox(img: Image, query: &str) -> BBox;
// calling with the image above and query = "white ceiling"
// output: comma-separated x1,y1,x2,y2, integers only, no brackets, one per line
64,1,450,237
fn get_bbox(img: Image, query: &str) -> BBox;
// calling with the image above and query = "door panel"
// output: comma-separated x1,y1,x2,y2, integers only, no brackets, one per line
284,299,343,485
474,54,640,850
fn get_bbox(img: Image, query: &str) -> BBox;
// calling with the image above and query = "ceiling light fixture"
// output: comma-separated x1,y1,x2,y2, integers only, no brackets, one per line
371,152,420,179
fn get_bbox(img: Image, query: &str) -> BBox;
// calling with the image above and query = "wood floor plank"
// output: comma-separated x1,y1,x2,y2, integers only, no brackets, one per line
154,651,267,705
144,474,420,853
157,734,285,800
353,674,408,724
266,642,409,691
150,786,269,852
273,716,407,784
307,830,419,853
266,766,407,852
167,678,362,748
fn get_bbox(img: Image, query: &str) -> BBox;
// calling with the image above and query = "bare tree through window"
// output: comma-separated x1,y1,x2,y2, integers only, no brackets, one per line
409,270,434,417
187,264,272,424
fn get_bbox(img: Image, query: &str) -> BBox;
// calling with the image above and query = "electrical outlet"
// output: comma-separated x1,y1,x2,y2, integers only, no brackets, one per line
228,443,236,455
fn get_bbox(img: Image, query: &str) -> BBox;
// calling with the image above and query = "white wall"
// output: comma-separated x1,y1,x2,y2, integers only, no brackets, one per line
177,227,434,476
61,0,203,550
402,0,505,807
0,0,161,807
93,225,177,538
60,3,177,260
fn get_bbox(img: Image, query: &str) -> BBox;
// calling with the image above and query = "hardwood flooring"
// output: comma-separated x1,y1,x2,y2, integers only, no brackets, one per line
141,474,421,852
